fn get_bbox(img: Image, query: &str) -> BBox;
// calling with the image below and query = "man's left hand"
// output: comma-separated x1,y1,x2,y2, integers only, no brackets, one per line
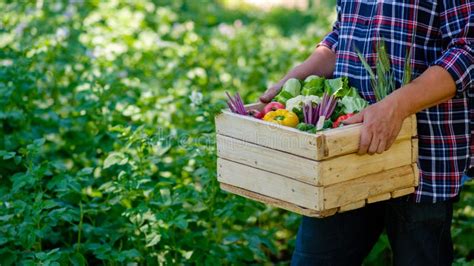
343,97,406,155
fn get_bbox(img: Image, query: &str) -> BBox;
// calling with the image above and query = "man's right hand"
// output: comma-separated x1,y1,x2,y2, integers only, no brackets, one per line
259,84,282,103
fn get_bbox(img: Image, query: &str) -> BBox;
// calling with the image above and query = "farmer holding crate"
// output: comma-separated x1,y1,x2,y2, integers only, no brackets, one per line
260,1,473,265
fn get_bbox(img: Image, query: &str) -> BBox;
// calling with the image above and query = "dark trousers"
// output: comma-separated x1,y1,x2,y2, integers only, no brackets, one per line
291,196,454,266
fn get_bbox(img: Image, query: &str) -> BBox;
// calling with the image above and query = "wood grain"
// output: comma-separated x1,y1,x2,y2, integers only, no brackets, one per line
321,116,414,159
366,193,391,204
318,139,412,186
391,187,416,198
217,158,323,210
220,183,338,218
323,164,417,209
216,111,325,160
338,200,366,213
217,134,321,185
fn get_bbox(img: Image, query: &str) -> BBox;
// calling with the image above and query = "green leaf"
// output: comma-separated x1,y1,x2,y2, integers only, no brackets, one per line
103,152,128,169
33,138,46,146
0,248,17,266
0,151,16,160
145,233,162,247
0,214,14,222
69,253,86,266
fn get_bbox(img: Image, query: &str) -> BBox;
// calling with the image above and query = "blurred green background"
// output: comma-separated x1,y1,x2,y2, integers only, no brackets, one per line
0,0,472,265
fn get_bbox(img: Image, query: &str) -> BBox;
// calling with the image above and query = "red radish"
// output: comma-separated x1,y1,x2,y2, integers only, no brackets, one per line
248,109,264,119
263,102,285,115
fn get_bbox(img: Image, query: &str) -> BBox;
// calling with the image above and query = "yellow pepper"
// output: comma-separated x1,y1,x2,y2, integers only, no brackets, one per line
263,109,299,128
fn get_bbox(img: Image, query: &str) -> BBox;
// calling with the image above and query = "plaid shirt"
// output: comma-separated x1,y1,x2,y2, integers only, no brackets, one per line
319,0,473,203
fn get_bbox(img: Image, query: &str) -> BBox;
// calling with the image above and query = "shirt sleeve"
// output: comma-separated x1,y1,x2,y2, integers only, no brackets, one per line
318,2,341,52
432,1,473,93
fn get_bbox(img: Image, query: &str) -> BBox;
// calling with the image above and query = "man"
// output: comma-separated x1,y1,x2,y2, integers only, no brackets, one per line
260,1,473,265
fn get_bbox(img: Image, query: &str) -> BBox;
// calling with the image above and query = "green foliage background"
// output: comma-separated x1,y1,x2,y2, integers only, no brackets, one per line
0,0,472,265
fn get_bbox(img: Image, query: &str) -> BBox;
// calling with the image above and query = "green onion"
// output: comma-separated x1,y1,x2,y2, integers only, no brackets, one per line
356,39,413,101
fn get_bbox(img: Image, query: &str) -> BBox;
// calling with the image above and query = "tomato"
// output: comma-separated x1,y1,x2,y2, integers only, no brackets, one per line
332,113,355,128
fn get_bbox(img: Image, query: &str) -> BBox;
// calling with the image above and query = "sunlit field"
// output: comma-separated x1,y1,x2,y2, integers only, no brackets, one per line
0,0,472,264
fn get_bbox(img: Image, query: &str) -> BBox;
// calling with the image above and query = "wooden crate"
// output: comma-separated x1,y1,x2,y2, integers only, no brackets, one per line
216,103,419,217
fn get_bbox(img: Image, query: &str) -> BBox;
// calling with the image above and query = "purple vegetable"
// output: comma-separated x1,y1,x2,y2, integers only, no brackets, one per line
303,92,337,126
225,91,247,115
318,93,337,118
303,102,321,125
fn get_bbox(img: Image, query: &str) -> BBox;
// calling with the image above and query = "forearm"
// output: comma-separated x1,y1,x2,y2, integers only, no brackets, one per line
344,66,458,155
386,66,457,118
274,45,336,88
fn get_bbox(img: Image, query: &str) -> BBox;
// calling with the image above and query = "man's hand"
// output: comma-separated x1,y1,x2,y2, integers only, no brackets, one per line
343,66,457,155
259,46,336,103
343,97,405,155
260,83,283,103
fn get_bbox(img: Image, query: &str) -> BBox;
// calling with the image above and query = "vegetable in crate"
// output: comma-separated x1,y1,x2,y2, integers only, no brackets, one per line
248,109,264,119
301,75,325,96
225,91,247,115
263,109,299,128
324,77,362,99
356,39,413,101
274,78,301,103
332,113,355,128
340,96,368,114
297,122,317,133
263,102,286,115
285,95,321,113
298,92,338,132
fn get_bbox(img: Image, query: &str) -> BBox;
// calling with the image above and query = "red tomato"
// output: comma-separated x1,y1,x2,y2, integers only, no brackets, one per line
332,113,355,128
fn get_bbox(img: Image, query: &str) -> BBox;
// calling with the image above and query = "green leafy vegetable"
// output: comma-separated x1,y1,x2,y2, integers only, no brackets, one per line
274,90,294,104
283,78,301,96
301,75,325,96
297,122,316,132
324,77,354,98
274,78,301,103
340,96,369,114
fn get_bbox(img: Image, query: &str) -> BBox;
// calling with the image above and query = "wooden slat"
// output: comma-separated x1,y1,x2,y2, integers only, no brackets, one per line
217,107,416,161
412,163,420,187
318,139,412,186
220,183,338,218
411,114,418,137
216,111,325,160
412,138,419,163
217,158,323,210
217,134,321,185
323,164,417,209
321,116,414,159
339,200,366,213
391,187,415,198
217,135,412,187
366,193,391,204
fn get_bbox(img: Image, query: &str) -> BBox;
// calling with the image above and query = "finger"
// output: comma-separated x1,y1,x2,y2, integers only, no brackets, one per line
385,135,397,151
343,111,364,125
358,129,372,155
367,137,380,155
385,127,402,151
376,139,387,154
259,87,281,103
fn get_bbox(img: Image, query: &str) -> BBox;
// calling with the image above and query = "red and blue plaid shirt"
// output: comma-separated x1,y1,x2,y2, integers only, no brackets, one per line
319,0,473,202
